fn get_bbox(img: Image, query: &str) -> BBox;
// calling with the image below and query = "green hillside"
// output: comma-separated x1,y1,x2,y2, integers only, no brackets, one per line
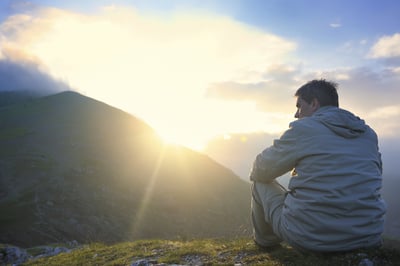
1,239,399,266
0,91,251,247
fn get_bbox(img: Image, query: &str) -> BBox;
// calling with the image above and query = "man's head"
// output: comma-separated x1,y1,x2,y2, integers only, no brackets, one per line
294,79,339,119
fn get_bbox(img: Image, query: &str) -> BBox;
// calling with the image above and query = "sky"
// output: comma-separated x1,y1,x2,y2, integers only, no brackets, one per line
1,0,399,238
0,0,399,160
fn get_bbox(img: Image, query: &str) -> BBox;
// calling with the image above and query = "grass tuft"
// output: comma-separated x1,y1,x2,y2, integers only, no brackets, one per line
20,238,400,266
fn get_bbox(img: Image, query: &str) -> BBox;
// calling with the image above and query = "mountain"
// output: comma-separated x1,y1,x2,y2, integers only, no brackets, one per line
0,90,44,108
0,91,251,247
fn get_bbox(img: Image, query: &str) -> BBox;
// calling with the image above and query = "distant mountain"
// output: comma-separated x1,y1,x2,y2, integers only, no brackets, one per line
0,91,251,247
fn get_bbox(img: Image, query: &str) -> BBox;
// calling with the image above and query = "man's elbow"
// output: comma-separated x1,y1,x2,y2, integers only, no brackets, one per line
249,167,276,183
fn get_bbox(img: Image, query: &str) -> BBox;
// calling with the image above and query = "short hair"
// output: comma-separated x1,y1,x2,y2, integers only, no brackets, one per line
295,79,339,107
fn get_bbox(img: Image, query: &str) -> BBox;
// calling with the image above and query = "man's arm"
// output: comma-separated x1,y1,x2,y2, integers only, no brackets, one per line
249,123,301,183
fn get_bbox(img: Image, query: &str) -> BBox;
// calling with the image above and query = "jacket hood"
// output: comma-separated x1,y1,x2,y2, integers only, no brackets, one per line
312,106,367,138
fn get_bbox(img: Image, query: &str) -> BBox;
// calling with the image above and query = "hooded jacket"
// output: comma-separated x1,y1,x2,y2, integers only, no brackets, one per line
250,106,386,252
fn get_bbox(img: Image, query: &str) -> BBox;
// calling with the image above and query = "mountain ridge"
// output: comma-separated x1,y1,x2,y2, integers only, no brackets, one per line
0,91,251,247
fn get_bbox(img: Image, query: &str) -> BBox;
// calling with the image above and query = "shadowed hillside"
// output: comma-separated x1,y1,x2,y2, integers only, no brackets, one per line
0,91,43,107
0,91,251,247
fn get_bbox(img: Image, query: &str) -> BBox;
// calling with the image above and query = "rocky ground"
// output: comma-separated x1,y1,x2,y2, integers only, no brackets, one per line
2,239,400,266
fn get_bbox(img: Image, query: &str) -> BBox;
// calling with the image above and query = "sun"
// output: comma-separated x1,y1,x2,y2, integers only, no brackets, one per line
156,127,210,151
10,6,295,154
145,99,290,152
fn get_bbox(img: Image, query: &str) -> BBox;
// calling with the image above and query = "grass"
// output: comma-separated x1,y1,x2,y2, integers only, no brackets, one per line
20,238,400,266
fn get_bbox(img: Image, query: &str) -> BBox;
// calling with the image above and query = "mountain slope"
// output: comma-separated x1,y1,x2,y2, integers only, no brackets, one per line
0,91,251,247
0,91,44,108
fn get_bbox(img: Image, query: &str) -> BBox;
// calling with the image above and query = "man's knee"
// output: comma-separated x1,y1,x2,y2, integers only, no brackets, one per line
252,181,287,201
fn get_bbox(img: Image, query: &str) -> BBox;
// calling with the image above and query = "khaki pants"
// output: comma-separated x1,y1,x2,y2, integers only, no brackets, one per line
251,180,290,247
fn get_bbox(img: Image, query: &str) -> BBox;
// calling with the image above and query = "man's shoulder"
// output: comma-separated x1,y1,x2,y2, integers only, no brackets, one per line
289,117,322,130
286,117,331,140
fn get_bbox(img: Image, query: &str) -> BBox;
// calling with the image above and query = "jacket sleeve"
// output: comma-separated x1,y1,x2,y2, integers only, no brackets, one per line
249,122,301,183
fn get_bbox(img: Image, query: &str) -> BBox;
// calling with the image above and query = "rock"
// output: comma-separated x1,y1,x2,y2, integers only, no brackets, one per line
130,258,155,266
130,258,185,266
33,245,71,259
0,243,77,265
67,240,79,247
358,258,374,266
0,246,30,265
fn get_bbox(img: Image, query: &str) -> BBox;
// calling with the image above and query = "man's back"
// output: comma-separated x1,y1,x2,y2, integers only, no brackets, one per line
250,79,386,253
283,106,386,251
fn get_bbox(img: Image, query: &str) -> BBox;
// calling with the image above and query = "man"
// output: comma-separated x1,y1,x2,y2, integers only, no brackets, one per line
250,79,386,252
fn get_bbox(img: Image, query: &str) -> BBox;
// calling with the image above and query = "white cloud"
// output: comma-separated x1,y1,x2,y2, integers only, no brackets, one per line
329,23,341,28
368,33,400,58
207,62,400,139
2,5,398,147
205,63,301,114
305,67,400,138
390,67,400,75
0,7,297,86
369,105,400,119
365,105,400,138
0,5,297,149
338,40,370,57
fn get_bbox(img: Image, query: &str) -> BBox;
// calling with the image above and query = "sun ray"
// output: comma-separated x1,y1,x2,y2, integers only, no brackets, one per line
130,143,167,236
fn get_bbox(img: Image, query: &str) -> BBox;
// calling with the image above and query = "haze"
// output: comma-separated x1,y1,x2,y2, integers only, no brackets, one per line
0,0,399,239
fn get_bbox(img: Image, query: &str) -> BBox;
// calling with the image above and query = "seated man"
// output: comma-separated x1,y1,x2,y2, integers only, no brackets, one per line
250,79,386,252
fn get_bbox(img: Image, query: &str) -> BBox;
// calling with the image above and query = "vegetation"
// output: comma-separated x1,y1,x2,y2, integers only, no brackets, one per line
18,238,400,266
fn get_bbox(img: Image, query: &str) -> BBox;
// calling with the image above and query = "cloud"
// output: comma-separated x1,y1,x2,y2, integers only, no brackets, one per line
338,40,369,57
0,58,71,95
206,60,400,138
206,64,301,113
0,6,297,96
0,5,297,148
329,17,342,29
1,5,398,148
369,105,400,119
368,33,400,58
207,61,400,138
329,23,341,28
302,67,400,138
334,68,399,110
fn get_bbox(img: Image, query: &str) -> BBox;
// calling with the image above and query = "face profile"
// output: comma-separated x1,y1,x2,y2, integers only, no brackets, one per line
294,97,320,119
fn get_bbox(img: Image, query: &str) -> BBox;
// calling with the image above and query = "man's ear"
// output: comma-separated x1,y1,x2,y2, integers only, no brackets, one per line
311,98,320,111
